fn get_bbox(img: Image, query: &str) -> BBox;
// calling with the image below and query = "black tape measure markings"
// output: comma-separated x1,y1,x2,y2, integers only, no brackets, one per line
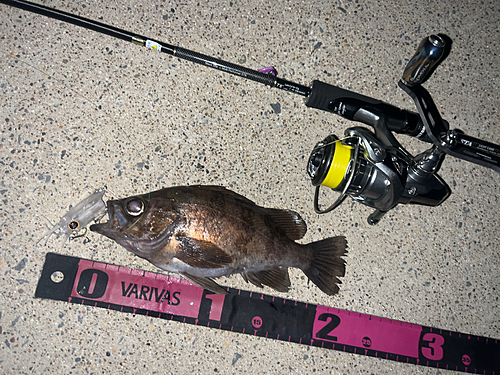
35,253,499,374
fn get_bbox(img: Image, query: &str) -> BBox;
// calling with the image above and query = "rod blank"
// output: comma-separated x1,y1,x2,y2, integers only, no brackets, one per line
2,0,311,96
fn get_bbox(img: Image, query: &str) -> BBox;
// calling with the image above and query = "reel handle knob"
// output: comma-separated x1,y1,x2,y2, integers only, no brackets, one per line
402,35,446,86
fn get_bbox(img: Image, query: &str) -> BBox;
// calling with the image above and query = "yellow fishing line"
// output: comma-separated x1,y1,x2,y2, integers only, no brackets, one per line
308,137,354,189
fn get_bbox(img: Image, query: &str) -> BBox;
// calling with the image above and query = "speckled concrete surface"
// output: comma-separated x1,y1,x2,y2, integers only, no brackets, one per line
0,0,499,374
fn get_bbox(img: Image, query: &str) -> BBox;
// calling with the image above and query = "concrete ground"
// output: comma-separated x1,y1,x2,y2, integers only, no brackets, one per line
0,0,498,374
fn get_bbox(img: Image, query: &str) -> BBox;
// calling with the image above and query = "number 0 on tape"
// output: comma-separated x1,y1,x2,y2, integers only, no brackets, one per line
35,253,499,373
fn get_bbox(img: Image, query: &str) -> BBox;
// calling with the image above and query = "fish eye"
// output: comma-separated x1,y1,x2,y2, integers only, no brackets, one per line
126,198,145,216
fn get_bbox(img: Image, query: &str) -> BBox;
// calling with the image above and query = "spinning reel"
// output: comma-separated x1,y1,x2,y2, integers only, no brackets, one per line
307,35,500,224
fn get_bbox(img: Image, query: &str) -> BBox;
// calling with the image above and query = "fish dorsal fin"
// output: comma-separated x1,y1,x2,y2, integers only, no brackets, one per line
174,235,233,269
263,208,307,240
194,185,257,205
179,272,229,295
242,267,291,293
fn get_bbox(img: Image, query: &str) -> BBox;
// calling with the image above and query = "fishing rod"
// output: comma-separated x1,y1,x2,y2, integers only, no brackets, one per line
3,0,500,224
1,0,310,96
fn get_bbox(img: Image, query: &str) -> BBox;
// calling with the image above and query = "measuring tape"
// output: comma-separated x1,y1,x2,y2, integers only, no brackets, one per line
35,253,499,373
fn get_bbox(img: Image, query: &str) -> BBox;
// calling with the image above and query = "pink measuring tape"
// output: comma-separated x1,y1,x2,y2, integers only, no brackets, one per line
36,253,499,373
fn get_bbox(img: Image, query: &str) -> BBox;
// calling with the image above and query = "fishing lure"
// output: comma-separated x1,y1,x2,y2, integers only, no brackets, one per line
37,187,107,248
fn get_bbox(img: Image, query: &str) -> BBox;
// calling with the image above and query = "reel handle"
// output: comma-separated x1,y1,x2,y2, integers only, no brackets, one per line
401,35,447,86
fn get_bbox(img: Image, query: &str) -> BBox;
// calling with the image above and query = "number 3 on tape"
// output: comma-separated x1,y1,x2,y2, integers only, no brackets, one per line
36,253,499,374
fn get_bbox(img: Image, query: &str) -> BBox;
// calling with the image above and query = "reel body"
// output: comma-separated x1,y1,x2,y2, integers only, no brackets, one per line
307,129,451,224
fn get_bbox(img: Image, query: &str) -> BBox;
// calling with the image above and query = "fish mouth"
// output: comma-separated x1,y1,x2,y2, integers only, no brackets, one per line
89,201,130,242
89,200,174,254
89,211,142,254
89,221,113,237
89,200,116,237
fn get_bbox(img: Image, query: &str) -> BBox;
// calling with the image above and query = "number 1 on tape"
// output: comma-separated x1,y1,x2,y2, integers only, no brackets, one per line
35,253,499,373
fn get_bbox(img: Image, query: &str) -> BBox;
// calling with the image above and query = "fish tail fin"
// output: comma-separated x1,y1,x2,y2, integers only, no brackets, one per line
303,236,348,296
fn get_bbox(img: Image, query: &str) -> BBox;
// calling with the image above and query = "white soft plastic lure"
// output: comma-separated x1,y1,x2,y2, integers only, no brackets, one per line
37,187,107,248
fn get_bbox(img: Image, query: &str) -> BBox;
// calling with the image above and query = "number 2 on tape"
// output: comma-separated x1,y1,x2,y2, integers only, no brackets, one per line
314,313,341,342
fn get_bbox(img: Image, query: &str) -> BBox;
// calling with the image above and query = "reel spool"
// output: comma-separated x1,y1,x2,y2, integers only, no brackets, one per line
307,133,398,220
307,135,357,214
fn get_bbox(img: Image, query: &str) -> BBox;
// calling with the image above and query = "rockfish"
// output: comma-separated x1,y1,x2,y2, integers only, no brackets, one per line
90,185,347,295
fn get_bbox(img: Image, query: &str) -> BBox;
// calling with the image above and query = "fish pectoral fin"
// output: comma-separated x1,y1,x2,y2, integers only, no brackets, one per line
175,236,233,269
262,208,307,241
179,272,229,295
242,267,291,293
